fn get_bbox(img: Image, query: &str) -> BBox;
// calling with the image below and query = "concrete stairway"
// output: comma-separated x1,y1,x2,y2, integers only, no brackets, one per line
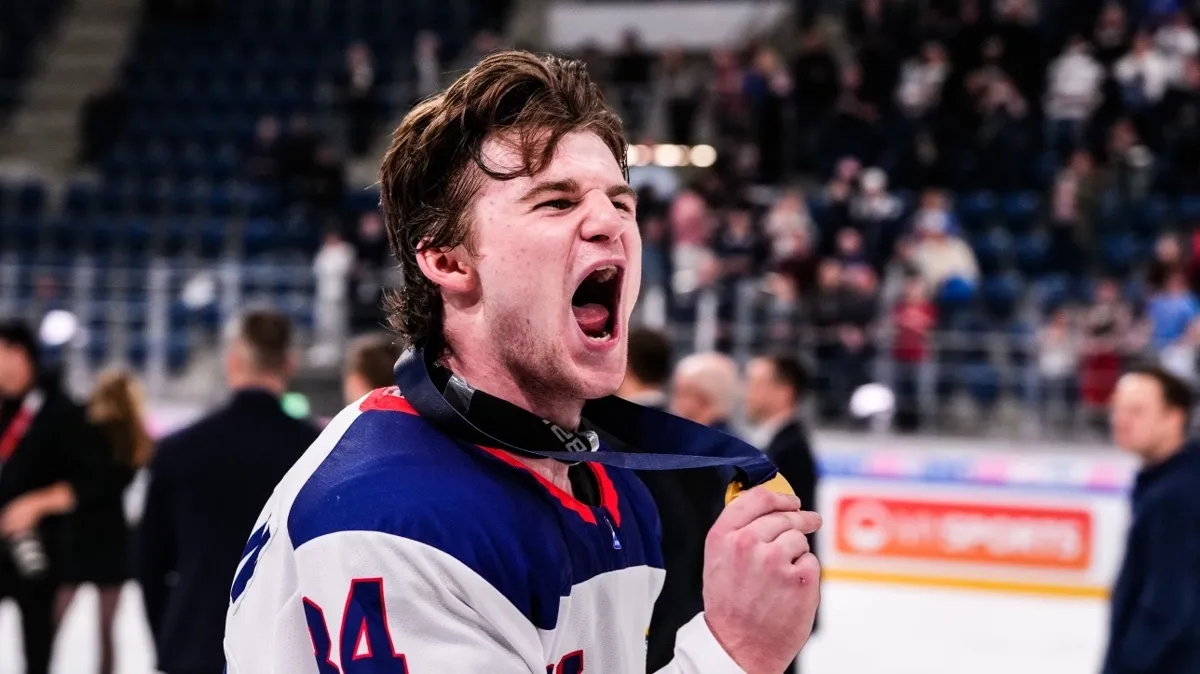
0,0,142,176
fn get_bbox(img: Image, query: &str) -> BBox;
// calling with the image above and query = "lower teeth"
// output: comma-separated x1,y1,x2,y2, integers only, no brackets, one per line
586,329,611,341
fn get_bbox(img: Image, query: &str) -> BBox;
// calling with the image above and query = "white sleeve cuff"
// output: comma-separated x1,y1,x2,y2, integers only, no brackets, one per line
669,612,748,674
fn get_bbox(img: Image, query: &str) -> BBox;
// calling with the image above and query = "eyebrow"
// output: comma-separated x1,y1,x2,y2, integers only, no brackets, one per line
518,178,638,205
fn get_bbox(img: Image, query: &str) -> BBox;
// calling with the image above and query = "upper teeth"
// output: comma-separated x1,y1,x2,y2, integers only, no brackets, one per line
593,266,617,283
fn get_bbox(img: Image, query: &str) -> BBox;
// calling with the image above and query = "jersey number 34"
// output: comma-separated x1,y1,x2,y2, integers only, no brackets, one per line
304,578,410,673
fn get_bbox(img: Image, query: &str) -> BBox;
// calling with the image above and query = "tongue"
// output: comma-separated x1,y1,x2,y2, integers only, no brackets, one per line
572,303,610,334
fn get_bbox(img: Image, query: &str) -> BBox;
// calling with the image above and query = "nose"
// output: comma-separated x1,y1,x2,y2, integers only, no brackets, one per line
578,189,626,243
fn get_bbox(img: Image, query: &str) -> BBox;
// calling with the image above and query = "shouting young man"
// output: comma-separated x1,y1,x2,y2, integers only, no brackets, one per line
224,51,820,674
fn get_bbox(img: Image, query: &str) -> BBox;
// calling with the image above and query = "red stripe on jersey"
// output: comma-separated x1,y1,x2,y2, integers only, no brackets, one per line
359,388,418,415
478,446,598,525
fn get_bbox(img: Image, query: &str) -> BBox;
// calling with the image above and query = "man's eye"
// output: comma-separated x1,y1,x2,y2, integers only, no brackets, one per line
612,200,633,213
538,199,574,210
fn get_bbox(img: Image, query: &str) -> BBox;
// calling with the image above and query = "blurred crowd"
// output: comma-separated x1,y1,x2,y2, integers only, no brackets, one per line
552,0,1200,432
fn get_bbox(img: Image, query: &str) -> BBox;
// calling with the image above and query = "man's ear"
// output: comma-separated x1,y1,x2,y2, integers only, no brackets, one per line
415,245,476,295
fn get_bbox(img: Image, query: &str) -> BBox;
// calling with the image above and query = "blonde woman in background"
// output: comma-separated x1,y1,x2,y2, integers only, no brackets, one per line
57,369,153,674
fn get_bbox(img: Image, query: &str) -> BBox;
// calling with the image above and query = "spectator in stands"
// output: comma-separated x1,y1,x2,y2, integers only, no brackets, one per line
759,270,804,352
350,212,390,333
1093,2,1133,66
669,352,739,432
713,202,766,288
911,209,979,291
1114,31,1173,141
896,41,949,124
1163,57,1200,192
1044,35,1104,159
304,143,346,225
1156,11,1200,67
139,310,319,674
791,28,840,171
1037,306,1083,424
835,227,869,267
891,274,937,431
709,47,749,147
820,157,861,245
278,115,319,207
611,29,654,137
1082,278,1136,416
242,115,281,185
972,65,1031,190
639,213,672,327
1105,365,1200,674
414,31,443,102
339,43,378,157
1105,118,1157,204
311,230,356,367
1161,317,1200,382
824,64,881,171
850,167,904,268
1147,232,1185,290
766,191,818,295
78,77,127,167
746,47,792,183
57,369,151,674
657,46,702,145
1049,150,1101,276
1148,268,1200,352
342,333,401,404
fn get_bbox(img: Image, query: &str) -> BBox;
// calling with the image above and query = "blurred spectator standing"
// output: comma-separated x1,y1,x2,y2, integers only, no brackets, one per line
849,167,905,269
656,46,702,146
891,275,936,431
1037,306,1082,425
78,78,127,167
1081,278,1135,417
611,29,654,138
138,311,319,674
242,116,281,186
338,43,378,157
304,144,347,226
1154,11,1199,68
1147,269,1200,354
791,28,840,172
349,212,391,333
1105,367,1200,674
1146,232,1185,290
1114,31,1172,145
1049,150,1102,276
745,47,793,184
413,31,443,102
342,333,402,405
310,231,356,368
1044,36,1104,159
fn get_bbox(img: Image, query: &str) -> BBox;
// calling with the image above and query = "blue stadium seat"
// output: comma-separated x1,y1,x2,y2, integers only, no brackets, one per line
64,181,97,217
1100,233,1137,276
970,230,1009,274
167,334,190,372
1178,195,1200,223
957,191,997,232
981,274,1022,320
1014,233,1048,275
1001,191,1040,232
17,181,45,216
963,362,1001,409
1132,197,1169,234
199,218,228,258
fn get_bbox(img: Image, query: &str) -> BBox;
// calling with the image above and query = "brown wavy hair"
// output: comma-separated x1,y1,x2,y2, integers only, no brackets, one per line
378,49,627,349
88,369,154,469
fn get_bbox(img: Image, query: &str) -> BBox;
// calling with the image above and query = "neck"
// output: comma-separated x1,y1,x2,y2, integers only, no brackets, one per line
230,375,287,397
1146,434,1186,467
441,345,584,431
758,407,795,429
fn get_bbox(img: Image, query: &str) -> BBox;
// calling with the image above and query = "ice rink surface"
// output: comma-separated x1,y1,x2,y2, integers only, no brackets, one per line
0,579,1107,674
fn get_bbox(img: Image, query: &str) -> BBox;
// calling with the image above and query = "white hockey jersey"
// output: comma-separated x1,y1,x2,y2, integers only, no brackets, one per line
224,388,747,673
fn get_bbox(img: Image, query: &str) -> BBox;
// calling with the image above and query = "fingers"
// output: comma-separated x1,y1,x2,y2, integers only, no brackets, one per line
714,486,802,534
743,510,823,543
764,530,812,568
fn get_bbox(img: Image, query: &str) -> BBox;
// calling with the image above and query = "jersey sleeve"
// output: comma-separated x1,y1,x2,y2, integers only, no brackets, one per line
654,613,748,674
288,530,548,673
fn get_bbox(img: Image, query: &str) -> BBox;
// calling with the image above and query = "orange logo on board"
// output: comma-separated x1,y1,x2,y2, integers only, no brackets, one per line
835,496,1092,570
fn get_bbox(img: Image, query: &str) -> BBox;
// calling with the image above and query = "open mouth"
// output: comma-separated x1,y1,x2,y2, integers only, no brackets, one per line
571,265,622,341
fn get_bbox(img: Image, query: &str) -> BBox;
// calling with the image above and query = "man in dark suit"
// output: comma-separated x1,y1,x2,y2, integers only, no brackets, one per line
0,320,106,674
138,310,320,674
744,354,819,673
1104,365,1200,674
